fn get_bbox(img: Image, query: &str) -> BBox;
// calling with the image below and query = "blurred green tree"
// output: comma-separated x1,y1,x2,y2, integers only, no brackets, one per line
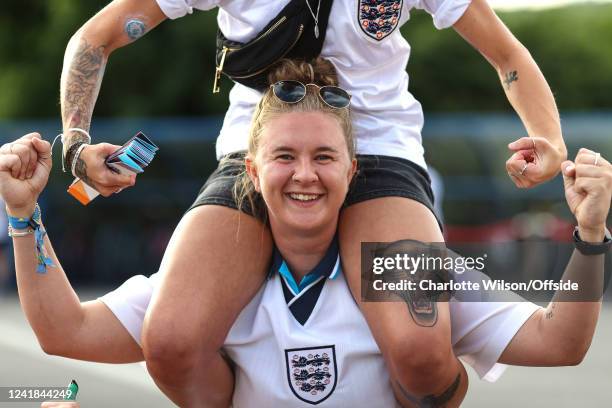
1,2,612,118
404,4,612,112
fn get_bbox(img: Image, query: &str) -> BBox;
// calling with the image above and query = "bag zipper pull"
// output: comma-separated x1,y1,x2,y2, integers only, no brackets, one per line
213,46,229,94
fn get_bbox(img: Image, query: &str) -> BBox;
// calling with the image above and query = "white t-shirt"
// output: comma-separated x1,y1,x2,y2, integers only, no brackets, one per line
100,260,539,407
155,0,472,166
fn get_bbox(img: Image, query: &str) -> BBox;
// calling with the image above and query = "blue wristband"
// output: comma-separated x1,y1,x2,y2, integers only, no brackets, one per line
7,204,41,230
7,204,54,274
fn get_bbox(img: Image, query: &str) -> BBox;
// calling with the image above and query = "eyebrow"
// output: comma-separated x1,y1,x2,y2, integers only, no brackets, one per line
271,146,341,154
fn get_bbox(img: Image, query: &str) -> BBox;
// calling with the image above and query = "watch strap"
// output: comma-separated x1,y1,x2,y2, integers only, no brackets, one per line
573,227,611,256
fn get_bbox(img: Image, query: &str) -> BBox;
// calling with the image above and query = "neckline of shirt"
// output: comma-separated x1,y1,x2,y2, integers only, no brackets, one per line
272,235,340,296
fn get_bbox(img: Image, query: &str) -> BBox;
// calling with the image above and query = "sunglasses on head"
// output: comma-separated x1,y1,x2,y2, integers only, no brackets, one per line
270,80,351,109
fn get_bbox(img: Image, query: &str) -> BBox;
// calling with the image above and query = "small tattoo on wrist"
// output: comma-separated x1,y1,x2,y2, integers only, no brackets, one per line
503,70,519,90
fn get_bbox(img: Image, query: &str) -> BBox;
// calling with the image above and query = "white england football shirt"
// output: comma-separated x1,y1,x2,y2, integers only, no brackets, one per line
100,243,539,407
155,0,472,168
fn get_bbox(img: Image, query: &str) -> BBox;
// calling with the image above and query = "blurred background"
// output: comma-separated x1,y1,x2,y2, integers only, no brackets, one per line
0,0,611,407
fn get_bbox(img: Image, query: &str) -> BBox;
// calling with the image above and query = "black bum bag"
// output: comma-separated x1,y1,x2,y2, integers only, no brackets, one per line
213,0,333,92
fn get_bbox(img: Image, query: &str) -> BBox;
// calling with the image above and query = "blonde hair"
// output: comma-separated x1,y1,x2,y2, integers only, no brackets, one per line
231,58,355,221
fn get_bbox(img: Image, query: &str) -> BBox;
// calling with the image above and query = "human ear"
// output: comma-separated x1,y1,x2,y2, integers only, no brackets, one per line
245,156,261,192
347,158,357,182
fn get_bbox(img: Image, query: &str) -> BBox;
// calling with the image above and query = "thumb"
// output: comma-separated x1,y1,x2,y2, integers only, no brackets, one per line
508,137,535,152
32,137,53,170
31,138,52,180
32,136,51,157
99,143,122,156
561,160,575,190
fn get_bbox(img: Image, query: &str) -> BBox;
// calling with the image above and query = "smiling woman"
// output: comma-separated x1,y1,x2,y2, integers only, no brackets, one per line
232,58,357,278
229,59,355,225
246,111,356,245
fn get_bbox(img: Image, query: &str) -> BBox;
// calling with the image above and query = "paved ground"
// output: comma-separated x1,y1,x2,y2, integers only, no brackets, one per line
0,291,167,408
1,290,610,407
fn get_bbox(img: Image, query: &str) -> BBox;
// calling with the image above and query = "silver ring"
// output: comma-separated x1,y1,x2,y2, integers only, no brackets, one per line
594,152,600,166
519,162,528,176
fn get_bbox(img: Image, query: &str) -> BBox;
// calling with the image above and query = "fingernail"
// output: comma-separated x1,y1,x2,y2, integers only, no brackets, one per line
565,164,575,173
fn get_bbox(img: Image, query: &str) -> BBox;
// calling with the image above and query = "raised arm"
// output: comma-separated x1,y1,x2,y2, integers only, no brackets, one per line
453,0,567,189
500,149,611,366
61,0,166,195
0,134,142,363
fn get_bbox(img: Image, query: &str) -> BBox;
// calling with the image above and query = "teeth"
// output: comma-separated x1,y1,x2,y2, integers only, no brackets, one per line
289,193,319,201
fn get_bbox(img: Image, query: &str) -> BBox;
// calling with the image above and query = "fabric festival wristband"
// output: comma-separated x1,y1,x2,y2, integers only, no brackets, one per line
7,203,55,274
7,203,41,229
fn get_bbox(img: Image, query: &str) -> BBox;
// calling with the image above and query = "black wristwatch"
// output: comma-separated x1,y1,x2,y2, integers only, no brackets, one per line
573,227,612,256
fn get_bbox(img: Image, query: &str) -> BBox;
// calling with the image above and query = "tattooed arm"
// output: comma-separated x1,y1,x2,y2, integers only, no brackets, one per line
453,0,567,189
500,150,611,366
61,0,166,195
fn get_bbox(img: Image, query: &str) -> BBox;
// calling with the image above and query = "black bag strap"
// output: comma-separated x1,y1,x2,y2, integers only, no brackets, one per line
217,0,308,50
214,0,334,92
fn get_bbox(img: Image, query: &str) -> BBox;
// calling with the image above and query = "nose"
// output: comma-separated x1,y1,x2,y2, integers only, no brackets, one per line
292,158,318,184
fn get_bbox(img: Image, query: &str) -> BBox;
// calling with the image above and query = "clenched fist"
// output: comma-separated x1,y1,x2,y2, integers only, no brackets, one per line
562,148,612,242
0,133,51,218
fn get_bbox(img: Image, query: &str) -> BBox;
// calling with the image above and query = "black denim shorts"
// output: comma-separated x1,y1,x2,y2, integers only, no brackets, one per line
189,153,440,226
